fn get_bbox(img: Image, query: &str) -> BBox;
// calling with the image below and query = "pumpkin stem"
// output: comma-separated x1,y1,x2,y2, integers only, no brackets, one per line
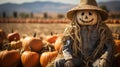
11,28,14,33
50,32,53,36
33,32,36,37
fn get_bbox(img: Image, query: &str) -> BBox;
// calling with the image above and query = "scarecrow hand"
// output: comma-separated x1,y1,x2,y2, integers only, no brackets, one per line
93,58,107,67
99,58,107,67
64,59,74,67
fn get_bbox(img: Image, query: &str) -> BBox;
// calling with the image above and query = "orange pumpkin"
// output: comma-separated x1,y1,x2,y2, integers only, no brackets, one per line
0,29,7,43
21,51,39,67
7,32,20,42
0,50,21,67
54,37,63,52
22,37,44,51
114,40,120,54
46,35,58,43
40,51,58,67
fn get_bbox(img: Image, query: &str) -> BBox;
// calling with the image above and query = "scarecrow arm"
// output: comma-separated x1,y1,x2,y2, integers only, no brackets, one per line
63,39,73,61
100,26,114,64
100,38,114,62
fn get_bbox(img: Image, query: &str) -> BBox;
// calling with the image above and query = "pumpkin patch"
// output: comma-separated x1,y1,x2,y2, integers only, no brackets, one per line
0,28,120,67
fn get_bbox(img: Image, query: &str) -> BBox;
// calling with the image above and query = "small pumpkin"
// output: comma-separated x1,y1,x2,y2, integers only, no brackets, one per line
114,40,120,54
46,35,58,44
10,40,22,49
0,50,21,67
54,36,63,52
0,29,7,43
7,32,20,42
40,51,58,67
21,51,39,67
22,37,44,51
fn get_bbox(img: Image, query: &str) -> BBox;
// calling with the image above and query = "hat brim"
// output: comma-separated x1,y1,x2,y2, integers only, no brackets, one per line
66,5,108,21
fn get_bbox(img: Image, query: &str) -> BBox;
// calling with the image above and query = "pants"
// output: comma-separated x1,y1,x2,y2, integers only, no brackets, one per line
54,58,111,67
54,58,85,67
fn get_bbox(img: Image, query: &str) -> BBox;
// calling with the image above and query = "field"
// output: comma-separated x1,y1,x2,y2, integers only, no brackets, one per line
0,23,68,37
0,23,120,37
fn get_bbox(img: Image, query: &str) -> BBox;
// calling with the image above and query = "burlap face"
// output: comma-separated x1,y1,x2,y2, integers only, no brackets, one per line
76,10,98,25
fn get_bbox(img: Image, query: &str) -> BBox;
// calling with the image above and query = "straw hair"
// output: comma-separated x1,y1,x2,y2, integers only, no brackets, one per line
66,0,108,21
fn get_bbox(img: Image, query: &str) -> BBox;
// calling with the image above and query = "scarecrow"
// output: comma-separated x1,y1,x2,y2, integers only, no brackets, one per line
54,0,115,67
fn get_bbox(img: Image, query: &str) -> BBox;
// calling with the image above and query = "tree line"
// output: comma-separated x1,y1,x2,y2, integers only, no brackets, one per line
0,11,65,19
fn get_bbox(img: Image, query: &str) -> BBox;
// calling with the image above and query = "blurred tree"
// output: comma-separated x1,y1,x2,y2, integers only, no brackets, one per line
100,5,109,12
30,12,34,18
19,12,29,18
57,14,64,19
13,11,18,18
2,11,6,18
109,12,120,19
43,12,48,19
116,13,120,19
110,14,115,19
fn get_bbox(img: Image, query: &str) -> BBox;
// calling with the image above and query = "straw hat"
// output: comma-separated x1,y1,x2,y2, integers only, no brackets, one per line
66,0,108,21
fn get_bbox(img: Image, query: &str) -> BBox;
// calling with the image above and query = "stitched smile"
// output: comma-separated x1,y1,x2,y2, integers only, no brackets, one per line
80,18,94,23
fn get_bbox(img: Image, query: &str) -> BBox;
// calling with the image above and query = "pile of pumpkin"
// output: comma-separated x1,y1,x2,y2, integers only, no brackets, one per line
0,29,120,67
0,29,63,67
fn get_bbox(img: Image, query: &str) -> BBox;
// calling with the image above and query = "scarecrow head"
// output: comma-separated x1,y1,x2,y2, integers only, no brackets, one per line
76,10,99,25
66,0,108,25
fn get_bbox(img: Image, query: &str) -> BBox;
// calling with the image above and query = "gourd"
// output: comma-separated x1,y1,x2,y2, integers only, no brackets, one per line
10,41,22,49
7,32,20,42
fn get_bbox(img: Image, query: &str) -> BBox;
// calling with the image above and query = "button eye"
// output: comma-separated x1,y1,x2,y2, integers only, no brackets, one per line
81,12,84,16
89,12,92,15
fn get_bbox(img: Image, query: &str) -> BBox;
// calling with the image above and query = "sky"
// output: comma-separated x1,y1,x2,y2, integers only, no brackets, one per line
0,0,119,5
